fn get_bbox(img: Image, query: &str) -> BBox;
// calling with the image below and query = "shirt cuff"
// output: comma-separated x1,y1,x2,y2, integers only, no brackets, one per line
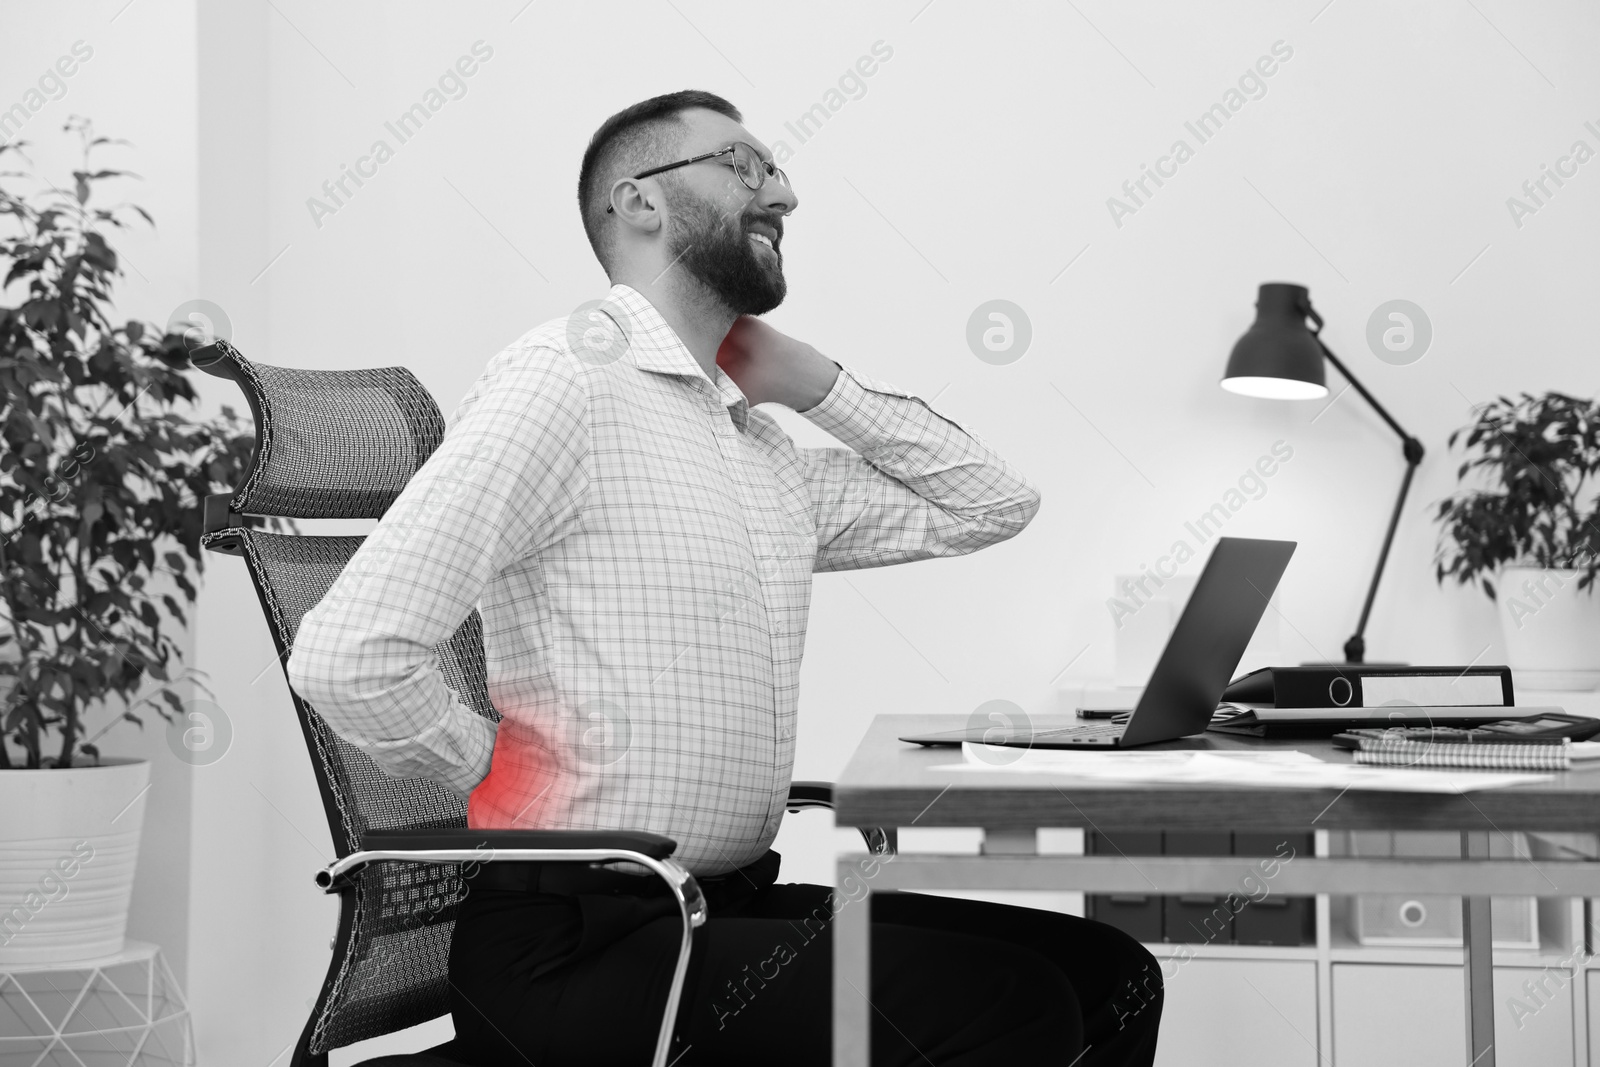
353,705,497,796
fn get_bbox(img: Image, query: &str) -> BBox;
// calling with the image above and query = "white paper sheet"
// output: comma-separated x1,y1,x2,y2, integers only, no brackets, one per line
927,744,1551,794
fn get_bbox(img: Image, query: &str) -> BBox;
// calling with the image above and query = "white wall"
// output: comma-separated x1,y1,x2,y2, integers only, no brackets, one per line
8,0,1600,1062
0,0,201,990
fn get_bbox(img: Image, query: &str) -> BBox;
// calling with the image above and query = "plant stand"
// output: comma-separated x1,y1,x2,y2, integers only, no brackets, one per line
0,939,192,1066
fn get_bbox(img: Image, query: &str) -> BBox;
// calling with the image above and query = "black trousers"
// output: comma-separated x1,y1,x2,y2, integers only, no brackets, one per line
448,850,1163,1066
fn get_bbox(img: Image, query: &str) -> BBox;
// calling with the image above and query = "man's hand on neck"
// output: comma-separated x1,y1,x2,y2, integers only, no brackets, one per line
612,267,837,411
715,315,840,412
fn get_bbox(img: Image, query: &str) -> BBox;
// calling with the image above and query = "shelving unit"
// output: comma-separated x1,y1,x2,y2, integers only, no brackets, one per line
1133,831,1592,1067
1042,683,1600,1065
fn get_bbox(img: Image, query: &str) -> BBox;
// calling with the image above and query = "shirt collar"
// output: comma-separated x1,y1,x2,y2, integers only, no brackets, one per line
604,284,750,432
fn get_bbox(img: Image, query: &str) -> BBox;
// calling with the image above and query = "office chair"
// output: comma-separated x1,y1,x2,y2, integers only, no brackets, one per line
191,339,893,1067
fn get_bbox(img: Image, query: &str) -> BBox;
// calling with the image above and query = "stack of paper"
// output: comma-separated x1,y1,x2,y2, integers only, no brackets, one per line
928,745,1550,794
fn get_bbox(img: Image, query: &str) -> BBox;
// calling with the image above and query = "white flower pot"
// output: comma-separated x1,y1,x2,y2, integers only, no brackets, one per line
1495,567,1600,691
0,758,149,965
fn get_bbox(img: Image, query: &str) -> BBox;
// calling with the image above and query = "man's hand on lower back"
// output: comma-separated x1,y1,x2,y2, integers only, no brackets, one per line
716,316,840,412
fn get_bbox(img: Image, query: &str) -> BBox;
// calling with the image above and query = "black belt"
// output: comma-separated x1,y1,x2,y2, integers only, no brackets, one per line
464,848,781,900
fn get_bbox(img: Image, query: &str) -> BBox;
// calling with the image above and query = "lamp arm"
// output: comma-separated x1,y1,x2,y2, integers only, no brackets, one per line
1346,459,1419,662
1313,337,1420,451
1310,335,1426,664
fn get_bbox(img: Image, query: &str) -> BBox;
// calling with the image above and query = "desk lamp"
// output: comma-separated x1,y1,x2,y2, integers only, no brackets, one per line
1220,282,1424,664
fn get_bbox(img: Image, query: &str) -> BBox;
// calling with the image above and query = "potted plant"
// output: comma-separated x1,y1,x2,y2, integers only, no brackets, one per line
0,120,256,965
1434,390,1600,690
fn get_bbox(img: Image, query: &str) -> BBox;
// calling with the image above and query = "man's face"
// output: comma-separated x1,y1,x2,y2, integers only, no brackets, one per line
659,110,795,316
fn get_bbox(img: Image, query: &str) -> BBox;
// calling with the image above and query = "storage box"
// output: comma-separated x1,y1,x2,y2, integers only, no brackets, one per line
1086,831,1163,943
1349,831,1538,949
1163,832,1235,944
1234,832,1316,946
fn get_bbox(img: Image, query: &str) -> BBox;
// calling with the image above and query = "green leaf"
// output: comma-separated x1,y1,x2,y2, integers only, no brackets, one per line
0,123,259,761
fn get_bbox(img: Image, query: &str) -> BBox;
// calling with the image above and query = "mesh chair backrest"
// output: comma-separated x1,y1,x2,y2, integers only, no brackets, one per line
194,338,446,520
240,532,496,841
232,529,495,1052
194,342,497,1057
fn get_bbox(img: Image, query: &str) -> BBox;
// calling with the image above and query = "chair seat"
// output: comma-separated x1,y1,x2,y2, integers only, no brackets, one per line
355,1038,473,1066
355,1038,711,1066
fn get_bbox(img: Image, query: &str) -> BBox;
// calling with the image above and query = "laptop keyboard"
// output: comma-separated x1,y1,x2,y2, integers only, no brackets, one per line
1031,723,1125,740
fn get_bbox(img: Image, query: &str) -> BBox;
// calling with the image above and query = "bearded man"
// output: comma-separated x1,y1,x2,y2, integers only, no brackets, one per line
289,90,1162,1067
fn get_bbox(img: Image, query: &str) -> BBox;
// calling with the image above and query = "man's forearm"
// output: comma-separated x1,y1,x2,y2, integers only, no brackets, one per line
287,614,498,795
796,364,1041,571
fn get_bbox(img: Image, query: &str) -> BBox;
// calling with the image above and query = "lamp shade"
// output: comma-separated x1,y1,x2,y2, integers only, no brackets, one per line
1220,282,1329,400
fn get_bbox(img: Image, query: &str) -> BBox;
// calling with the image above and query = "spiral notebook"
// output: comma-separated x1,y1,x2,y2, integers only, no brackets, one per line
1352,738,1600,772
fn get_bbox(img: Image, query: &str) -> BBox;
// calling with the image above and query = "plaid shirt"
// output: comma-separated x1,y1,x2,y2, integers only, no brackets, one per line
287,284,1039,875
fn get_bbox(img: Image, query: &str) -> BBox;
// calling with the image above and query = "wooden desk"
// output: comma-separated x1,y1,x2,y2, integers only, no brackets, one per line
830,714,1600,1067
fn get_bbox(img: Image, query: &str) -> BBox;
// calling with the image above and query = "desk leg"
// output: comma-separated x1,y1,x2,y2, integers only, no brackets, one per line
1461,831,1496,1066
835,856,872,1067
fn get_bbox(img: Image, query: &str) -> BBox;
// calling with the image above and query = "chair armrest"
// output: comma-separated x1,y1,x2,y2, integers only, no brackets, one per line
784,781,897,857
786,780,835,811
363,827,678,858
315,827,679,893
327,826,705,1067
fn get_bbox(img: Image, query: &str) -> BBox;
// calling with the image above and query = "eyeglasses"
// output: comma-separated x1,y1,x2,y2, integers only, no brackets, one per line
606,141,791,213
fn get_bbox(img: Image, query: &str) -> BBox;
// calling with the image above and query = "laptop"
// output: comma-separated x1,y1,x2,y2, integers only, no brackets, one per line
900,536,1297,749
